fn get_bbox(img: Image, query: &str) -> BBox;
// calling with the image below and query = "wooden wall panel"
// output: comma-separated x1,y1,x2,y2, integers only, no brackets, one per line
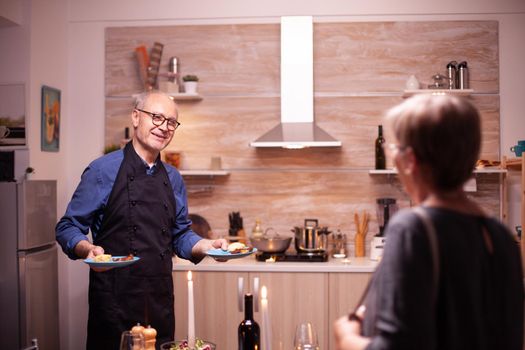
106,21,498,96
105,20,501,250
315,21,499,93
106,95,500,169
183,171,501,247
106,24,280,96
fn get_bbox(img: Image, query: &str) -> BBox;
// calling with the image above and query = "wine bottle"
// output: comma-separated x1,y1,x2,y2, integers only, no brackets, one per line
375,125,386,170
238,293,260,350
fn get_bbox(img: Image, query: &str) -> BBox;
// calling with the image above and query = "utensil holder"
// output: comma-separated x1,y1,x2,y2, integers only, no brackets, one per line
354,234,365,257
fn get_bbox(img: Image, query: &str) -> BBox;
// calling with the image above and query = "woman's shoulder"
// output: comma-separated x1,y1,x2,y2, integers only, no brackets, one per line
385,208,428,241
388,208,422,229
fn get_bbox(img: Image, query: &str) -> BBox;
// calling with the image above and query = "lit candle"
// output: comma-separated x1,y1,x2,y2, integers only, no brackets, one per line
261,286,272,350
187,271,195,349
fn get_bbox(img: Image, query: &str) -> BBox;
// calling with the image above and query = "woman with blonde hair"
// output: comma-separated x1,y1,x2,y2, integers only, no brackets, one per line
334,94,523,350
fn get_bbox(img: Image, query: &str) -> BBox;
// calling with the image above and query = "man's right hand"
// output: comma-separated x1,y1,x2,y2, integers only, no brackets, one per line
74,240,113,272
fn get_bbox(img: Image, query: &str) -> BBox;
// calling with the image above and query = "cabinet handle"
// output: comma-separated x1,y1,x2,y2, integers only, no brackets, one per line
238,277,244,312
238,276,260,313
253,277,259,313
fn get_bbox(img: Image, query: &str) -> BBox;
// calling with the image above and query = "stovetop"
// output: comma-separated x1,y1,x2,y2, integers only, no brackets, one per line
255,251,328,262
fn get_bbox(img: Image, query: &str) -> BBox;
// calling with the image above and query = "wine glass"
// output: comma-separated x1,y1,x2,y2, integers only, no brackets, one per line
119,330,145,350
293,322,320,350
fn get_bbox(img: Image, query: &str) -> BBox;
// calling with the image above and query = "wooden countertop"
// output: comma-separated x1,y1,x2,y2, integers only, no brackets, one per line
172,255,378,273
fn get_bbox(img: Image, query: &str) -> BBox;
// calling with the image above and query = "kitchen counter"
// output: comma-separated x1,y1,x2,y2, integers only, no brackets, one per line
172,255,378,273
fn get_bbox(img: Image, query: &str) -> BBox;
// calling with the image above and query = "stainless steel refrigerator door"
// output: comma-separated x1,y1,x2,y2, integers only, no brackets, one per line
19,245,60,350
18,180,57,250
0,182,20,349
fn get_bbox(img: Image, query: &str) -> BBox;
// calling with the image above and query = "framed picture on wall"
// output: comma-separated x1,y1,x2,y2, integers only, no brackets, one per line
41,85,60,152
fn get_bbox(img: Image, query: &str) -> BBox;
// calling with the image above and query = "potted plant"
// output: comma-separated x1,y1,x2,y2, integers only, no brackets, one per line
104,144,120,154
182,74,199,94
25,167,35,180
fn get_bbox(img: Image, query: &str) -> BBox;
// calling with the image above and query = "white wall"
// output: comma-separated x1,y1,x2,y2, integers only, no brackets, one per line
30,0,525,349
0,0,23,26
1,0,70,349
27,0,70,348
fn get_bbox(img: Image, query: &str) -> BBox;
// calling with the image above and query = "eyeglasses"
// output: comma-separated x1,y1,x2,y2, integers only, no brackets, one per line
135,108,181,131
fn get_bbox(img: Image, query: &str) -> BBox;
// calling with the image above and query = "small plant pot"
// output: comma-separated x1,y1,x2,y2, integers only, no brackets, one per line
183,81,198,94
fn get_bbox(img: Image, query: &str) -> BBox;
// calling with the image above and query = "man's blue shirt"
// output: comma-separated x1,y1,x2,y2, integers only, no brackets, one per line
55,149,202,261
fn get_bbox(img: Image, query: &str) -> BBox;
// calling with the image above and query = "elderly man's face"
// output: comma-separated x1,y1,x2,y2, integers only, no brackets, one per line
131,94,178,156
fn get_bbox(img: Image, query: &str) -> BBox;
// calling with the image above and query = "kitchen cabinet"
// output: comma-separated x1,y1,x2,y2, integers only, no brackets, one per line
173,271,249,349
252,272,329,350
173,267,372,350
173,271,329,349
502,155,525,270
328,273,372,350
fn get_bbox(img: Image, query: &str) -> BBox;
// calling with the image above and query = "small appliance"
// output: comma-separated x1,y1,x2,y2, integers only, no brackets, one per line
370,198,397,261
0,147,29,182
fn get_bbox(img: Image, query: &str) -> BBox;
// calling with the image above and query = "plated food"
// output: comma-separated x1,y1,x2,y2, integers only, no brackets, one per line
162,339,215,350
205,243,257,261
227,242,252,254
84,254,140,268
93,254,112,262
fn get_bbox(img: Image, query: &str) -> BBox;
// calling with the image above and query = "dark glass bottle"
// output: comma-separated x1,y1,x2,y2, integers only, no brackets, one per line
238,294,260,350
375,125,386,170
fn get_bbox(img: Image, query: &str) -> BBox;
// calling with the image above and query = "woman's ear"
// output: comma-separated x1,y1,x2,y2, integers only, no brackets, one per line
401,147,417,175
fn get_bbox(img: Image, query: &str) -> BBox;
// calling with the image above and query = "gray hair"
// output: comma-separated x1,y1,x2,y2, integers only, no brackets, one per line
385,94,481,191
134,90,176,110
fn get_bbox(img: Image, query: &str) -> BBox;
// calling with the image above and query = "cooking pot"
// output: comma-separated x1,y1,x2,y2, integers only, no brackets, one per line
292,219,331,253
250,236,292,254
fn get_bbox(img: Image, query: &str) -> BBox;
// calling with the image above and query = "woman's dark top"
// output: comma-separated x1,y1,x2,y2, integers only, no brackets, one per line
362,207,523,350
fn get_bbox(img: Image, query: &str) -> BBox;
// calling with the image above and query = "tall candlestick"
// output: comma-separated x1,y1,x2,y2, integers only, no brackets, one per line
187,271,195,349
261,286,272,350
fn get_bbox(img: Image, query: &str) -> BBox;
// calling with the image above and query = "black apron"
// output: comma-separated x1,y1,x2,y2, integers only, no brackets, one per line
87,142,177,350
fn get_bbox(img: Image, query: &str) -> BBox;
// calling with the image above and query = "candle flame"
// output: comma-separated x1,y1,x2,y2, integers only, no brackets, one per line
187,270,192,281
261,285,268,299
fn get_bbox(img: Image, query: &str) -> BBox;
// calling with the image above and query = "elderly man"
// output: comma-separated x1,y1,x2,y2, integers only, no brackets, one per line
56,91,226,349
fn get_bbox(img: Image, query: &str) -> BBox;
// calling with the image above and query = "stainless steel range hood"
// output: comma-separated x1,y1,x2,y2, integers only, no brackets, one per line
250,16,342,149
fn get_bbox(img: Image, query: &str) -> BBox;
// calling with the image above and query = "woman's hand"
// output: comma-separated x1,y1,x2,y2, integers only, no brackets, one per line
333,306,371,350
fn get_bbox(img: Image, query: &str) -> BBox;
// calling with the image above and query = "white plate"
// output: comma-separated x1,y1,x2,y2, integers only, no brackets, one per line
83,256,140,268
205,248,257,260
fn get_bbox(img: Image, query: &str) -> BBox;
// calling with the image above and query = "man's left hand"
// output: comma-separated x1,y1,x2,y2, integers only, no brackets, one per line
191,238,228,258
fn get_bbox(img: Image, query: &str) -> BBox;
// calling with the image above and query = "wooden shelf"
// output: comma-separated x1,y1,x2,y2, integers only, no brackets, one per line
167,92,203,101
368,167,505,175
179,169,229,176
368,169,397,174
403,89,474,97
130,92,203,101
504,157,523,170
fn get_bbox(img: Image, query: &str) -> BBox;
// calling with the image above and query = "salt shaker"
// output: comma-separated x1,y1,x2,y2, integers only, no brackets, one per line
446,61,457,89
458,61,469,89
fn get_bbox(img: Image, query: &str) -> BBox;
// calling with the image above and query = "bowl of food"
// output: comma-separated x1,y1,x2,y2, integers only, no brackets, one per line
160,339,216,350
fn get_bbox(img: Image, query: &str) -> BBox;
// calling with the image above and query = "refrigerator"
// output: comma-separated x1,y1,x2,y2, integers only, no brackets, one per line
0,180,59,350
